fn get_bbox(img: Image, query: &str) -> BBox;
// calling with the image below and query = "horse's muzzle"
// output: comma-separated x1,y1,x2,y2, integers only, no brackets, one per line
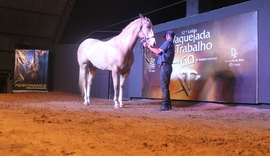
148,37,156,47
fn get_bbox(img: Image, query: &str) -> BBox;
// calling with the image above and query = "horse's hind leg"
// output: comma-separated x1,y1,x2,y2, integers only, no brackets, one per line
86,66,96,105
79,64,89,105
79,63,95,105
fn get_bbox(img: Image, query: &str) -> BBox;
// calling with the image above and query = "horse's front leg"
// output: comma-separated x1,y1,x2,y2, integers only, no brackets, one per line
111,70,119,108
119,73,128,108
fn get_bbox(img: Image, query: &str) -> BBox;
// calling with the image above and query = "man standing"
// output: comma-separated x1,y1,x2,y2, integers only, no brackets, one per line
145,30,175,111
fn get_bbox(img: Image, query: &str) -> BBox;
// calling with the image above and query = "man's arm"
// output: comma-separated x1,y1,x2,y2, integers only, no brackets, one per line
146,44,163,55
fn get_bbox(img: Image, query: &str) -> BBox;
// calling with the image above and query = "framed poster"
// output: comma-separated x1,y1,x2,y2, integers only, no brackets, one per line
13,49,49,92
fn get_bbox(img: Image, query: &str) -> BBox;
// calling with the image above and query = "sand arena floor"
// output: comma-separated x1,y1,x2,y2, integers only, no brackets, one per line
0,92,269,156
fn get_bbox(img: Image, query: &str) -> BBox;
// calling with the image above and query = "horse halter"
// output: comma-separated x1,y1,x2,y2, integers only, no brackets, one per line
141,34,155,43
139,19,155,43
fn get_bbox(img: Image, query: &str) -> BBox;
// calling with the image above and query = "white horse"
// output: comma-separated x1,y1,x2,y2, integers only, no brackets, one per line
77,14,156,108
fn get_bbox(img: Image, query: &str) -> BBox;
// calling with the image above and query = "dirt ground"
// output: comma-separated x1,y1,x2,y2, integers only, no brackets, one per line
0,92,269,156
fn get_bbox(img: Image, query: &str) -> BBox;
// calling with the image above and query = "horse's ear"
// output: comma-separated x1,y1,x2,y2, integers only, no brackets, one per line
139,14,144,19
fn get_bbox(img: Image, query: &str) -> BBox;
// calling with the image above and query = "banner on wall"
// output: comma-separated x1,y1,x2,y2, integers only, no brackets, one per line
13,49,49,92
143,11,258,103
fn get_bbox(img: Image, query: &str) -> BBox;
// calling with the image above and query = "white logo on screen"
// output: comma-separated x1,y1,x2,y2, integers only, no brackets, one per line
231,48,238,58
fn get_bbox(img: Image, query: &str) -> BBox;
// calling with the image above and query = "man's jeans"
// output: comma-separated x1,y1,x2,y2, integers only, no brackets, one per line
159,63,172,106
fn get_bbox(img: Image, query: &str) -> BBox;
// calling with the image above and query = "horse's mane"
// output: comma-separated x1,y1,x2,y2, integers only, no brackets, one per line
121,18,141,33
107,18,140,45
121,17,152,33
107,16,152,50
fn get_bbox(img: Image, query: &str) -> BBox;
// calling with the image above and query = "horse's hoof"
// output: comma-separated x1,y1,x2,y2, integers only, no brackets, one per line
114,101,120,109
83,101,90,106
119,104,124,108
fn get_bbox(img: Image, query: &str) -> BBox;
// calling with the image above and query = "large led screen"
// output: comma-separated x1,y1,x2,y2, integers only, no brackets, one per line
143,11,258,103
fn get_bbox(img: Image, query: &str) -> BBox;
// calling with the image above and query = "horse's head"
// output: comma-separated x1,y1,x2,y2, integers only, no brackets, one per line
138,14,156,47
